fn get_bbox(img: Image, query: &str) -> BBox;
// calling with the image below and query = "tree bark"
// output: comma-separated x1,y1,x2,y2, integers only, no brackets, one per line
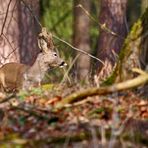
97,0,128,81
73,0,91,80
0,0,40,66
18,0,40,65
103,8,148,86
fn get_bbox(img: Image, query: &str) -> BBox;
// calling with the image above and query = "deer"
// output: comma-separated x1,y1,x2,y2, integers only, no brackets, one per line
0,27,66,92
0,51,66,92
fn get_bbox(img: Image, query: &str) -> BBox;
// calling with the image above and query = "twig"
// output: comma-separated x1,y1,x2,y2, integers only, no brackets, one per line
3,34,18,60
11,105,58,123
0,93,16,104
1,0,12,35
53,35,105,65
77,4,124,39
60,54,80,84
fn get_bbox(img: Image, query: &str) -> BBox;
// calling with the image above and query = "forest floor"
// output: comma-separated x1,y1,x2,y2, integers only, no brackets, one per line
0,84,147,148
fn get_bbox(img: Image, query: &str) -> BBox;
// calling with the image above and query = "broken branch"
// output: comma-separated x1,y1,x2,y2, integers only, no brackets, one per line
55,73,148,109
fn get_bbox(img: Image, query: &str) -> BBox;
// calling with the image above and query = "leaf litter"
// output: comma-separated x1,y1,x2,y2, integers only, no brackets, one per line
0,84,147,147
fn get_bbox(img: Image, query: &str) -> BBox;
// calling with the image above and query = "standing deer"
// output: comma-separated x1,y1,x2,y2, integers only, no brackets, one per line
0,28,66,92
0,51,66,92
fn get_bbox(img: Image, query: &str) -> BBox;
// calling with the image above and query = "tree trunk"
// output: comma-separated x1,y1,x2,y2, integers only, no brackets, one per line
73,0,90,80
97,0,128,81
103,8,148,85
18,0,40,65
0,0,20,64
0,0,40,66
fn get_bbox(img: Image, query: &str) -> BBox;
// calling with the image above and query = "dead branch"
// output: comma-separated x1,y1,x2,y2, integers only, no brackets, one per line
77,4,124,39
1,0,12,35
55,73,148,109
53,34,105,65
0,93,16,104
2,34,18,60
10,105,59,123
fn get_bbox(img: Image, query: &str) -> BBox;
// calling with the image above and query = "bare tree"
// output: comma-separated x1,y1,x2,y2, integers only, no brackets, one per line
73,0,91,80
97,0,128,80
0,0,40,66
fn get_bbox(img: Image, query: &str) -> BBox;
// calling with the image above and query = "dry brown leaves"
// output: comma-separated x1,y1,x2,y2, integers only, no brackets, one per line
0,88,147,147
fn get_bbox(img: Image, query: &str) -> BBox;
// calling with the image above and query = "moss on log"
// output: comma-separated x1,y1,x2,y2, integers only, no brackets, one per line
103,8,148,85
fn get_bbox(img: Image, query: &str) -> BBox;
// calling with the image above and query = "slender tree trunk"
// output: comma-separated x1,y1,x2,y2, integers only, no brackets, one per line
97,0,128,81
73,0,90,80
0,0,40,66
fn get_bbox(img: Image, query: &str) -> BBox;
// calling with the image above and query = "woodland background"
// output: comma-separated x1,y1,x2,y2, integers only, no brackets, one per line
0,0,146,81
0,0,148,147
